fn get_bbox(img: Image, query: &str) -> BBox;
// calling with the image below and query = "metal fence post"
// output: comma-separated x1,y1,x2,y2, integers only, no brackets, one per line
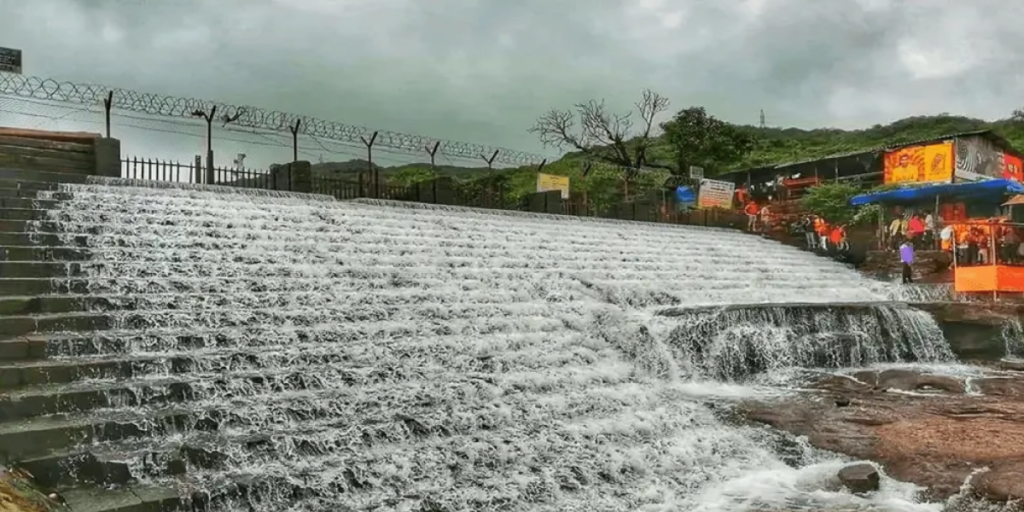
193,155,202,184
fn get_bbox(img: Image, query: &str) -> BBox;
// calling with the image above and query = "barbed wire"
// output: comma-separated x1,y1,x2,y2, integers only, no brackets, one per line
0,95,494,168
0,72,551,166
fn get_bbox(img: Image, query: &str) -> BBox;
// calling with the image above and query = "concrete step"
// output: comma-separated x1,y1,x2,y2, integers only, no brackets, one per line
0,345,360,387
0,365,349,422
0,378,192,422
0,357,147,389
0,188,69,200
59,485,185,512
0,313,114,339
0,296,84,316
0,408,197,460
3,330,266,361
0,278,94,297
0,335,48,361
0,261,85,278
22,439,204,488
0,246,90,262
0,220,62,233
0,197,58,209
0,232,88,247
0,167,91,183
0,178,62,192
0,208,55,221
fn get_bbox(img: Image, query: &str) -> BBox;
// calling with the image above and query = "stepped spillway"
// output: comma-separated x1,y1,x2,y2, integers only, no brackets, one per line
0,179,955,512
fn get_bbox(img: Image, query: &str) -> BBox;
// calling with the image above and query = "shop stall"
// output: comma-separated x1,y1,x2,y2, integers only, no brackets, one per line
851,179,1024,295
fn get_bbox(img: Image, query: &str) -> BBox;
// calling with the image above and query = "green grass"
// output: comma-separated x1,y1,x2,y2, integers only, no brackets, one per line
316,114,1024,209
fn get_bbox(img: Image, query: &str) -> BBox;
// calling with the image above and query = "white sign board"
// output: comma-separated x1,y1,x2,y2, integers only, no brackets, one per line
689,166,704,179
697,178,735,209
0,47,22,74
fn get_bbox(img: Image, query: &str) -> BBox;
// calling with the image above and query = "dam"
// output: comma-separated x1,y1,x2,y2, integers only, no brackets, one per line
0,170,956,511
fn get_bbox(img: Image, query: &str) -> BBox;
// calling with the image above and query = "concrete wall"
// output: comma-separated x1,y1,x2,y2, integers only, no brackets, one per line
0,127,121,177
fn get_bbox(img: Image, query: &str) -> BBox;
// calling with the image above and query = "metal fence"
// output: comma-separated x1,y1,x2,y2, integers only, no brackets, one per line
115,157,744,230
121,156,284,190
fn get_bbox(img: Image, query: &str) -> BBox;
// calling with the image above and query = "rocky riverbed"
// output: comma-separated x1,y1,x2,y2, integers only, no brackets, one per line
737,362,1024,508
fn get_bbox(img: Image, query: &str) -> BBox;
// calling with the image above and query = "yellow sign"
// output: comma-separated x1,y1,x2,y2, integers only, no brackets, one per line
883,142,954,184
537,173,570,199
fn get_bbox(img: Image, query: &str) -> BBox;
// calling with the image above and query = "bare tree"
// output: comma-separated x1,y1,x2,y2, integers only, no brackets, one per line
529,90,670,168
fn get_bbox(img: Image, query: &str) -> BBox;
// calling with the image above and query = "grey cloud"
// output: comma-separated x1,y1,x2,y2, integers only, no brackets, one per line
0,0,1022,167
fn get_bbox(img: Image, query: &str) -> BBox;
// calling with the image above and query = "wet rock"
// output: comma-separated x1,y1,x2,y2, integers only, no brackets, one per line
837,463,880,494
736,366,1024,502
972,377,1024,396
874,369,965,394
971,462,1024,501
850,371,878,387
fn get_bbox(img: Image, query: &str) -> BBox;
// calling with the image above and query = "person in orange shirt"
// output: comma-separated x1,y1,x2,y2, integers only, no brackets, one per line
816,218,830,251
744,201,759,232
828,225,842,254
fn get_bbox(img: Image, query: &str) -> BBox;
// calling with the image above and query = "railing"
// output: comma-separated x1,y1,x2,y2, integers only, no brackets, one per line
120,157,282,190
311,177,414,201
116,156,746,231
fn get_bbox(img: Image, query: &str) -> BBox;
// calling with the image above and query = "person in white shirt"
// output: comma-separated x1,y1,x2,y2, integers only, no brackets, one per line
923,210,937,248
758,204,771,233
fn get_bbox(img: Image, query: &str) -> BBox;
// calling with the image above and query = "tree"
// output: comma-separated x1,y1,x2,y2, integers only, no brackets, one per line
529,90,670,169
801,182,874,225
660,107,756,175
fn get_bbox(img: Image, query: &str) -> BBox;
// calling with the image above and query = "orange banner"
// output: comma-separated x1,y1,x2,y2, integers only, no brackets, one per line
883,142,954,184
1003,154,1023,181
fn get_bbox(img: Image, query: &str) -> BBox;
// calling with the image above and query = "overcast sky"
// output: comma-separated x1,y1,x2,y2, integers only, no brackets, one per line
1,0,1022,167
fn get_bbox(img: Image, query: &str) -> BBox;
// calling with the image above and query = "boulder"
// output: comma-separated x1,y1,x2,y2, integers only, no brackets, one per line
971,462,1024,501
837,463,880,494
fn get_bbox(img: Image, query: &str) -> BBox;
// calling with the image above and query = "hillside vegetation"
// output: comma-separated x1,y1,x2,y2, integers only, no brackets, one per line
314,114,1024,212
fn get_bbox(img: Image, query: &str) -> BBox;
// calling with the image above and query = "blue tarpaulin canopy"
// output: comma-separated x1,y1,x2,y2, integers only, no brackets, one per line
675,186,696,203
849,179,1024,206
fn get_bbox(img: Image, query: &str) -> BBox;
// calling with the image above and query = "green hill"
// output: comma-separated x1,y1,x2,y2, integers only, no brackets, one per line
310,114,1024,211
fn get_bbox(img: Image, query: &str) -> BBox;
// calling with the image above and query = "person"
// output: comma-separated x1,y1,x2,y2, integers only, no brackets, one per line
940,224,954,255
744,201,759,232
817,217,830,251
888,216,906,251
900,240,915,283
907,214,925,246
802,215,817,250
923,210,937,249
758,203,772,234
1000,227,1020,265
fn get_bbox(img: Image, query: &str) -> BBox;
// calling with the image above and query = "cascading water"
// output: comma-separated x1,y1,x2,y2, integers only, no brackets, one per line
35,178,956,512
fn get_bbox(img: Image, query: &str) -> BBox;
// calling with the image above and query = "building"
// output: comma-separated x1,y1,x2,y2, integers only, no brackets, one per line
716,130,1024,202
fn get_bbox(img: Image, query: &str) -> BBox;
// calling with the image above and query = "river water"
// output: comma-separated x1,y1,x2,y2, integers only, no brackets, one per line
41,180,964,511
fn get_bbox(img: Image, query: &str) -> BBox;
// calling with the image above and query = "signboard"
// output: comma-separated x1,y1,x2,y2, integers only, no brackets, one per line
883,141,954,184
0,47,21,74
537,173,569,199
1003,154,1024,182
689,166,704,179
697,178,735,209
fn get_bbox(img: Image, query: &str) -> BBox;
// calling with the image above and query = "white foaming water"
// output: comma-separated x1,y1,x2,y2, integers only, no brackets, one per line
37,181,957,512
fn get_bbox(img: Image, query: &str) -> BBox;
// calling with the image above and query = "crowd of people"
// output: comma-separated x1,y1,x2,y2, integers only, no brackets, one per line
743,200,850,255
884,211,1024,266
